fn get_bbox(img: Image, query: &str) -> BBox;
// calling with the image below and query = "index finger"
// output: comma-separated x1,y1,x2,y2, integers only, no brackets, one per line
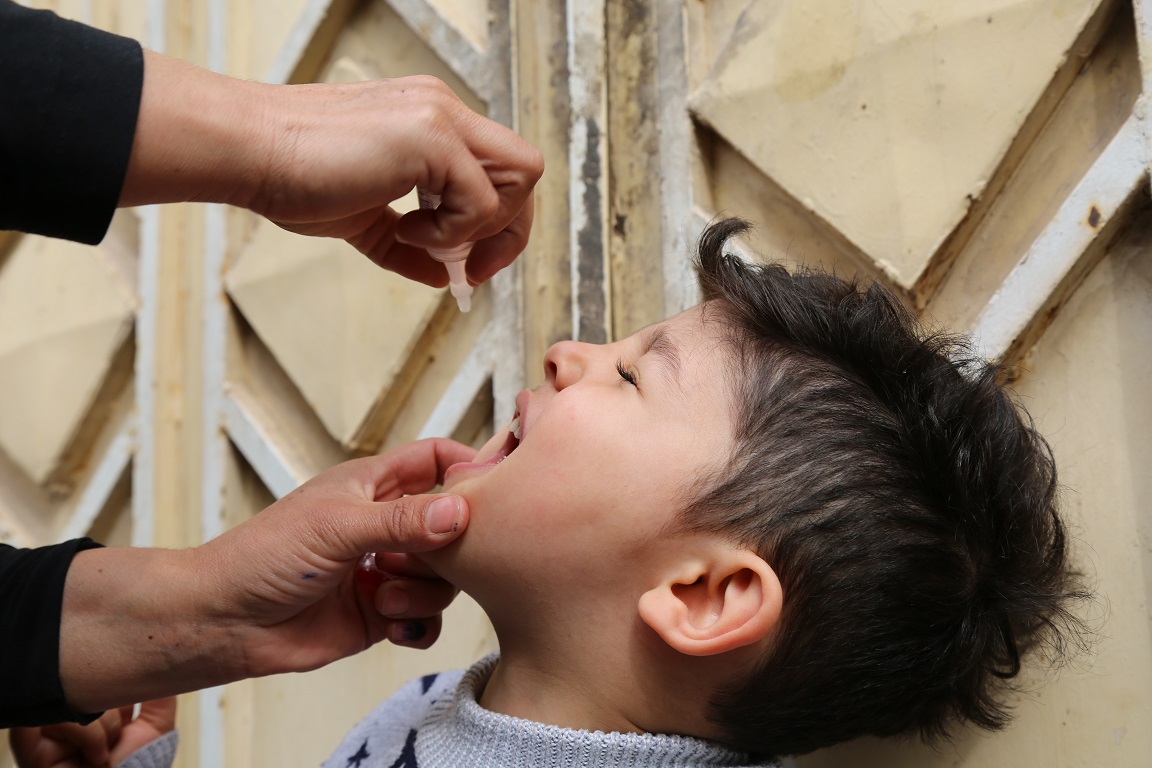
464,192,535,284
343,438,477,501
395,119,542,251
452,119,543,241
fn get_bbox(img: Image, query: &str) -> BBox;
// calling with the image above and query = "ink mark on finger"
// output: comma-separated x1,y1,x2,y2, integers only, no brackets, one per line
301,572,319,579
403,621,428,642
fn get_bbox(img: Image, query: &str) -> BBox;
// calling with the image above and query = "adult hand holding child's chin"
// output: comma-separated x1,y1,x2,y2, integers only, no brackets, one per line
57,439,474,715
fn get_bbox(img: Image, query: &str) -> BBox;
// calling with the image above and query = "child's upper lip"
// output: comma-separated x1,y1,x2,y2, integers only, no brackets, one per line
514,389,530,437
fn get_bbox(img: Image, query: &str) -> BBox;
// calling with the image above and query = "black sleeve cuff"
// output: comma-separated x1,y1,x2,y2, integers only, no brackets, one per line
0,538,106,728
0,1,144,244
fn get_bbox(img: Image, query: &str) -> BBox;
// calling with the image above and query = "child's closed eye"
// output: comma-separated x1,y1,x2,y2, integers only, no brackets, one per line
616,360,638,387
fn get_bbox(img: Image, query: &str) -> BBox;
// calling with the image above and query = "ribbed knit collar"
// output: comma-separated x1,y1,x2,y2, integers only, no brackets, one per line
414,654,778,768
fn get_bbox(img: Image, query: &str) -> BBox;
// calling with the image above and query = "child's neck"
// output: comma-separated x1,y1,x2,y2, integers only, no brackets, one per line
478,644,649,735
476,621,724,741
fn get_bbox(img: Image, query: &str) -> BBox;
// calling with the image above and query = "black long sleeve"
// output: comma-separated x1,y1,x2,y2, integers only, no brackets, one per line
0,2,142,728
0,538,104,728
0,0,144,244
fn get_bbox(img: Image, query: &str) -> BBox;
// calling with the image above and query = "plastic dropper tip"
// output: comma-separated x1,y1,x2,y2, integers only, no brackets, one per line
443,259,473,313
451,284,472,313
417,189,473,313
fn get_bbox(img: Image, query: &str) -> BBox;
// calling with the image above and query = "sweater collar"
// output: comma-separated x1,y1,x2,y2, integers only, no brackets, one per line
416,654,777,768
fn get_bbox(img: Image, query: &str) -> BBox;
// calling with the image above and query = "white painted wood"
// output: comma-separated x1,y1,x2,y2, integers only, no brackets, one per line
147,0,165,57
199,6,230,763
62,416,134,541
488,269,522,431
222,391,305,499
418,322,498,438
131,205,159,549
208,0,226,73
1134,0,1152,181
1133,0,1152,86
386,0,489,100
200,206,229,537
265,0,338,84
971,113,1148,362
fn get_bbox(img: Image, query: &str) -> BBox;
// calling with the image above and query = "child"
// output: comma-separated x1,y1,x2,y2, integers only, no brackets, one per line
29,217,1086,766
320,217,1086,766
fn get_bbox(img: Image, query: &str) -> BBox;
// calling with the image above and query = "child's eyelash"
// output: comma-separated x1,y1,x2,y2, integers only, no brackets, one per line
616,360,638,387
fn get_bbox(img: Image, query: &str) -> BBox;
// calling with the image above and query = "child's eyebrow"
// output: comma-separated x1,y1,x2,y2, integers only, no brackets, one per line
644,325,684,395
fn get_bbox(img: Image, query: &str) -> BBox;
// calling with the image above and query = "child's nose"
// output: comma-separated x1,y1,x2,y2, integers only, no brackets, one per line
543,340,592,390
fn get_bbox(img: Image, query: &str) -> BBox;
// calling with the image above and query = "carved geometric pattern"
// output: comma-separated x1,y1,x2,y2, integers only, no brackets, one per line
192,3,516,765
0,236,135,483
689,0,1105,289
226,221,443,446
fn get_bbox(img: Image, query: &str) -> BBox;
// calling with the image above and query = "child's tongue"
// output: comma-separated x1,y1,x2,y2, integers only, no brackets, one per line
465,416,519,466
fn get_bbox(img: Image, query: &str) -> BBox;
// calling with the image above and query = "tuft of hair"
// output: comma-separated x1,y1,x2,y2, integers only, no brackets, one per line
685,218,1090,757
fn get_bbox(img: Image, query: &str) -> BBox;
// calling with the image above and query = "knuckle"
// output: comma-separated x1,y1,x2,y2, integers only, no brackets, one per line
409,74,448,93
475,187,501,219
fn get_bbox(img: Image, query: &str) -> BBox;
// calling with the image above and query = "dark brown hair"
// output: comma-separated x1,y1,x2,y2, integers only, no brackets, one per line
685,218,1089,757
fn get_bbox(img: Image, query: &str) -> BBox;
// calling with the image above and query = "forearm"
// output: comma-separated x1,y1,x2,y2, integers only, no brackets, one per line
58,546,239,713
118,49,273,209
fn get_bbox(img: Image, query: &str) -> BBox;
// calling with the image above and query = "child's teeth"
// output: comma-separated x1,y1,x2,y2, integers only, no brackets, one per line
509,416,522,440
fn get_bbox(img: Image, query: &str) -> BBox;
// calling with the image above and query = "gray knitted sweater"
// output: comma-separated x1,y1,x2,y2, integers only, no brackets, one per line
120,654,778,767
323,654,778,768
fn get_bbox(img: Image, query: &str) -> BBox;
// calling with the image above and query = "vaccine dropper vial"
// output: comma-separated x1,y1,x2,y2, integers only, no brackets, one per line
417,190,473,313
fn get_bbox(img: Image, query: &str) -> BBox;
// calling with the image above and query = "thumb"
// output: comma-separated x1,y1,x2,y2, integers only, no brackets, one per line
111,698,176,765
135,697,177,733
342,493,469,557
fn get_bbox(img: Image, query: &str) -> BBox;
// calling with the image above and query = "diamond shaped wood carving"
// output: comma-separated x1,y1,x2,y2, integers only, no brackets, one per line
0,239,135,483
226,222,443,447
688,0,1105,288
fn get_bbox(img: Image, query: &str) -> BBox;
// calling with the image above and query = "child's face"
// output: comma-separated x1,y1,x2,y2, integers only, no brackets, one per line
429,304,737,605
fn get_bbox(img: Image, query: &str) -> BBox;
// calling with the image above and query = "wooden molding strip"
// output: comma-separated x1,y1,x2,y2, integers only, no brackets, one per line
386,0,490,101
60,415,135,541
971,113,1148,363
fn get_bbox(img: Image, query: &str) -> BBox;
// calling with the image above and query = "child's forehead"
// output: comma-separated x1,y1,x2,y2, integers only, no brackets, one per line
626,303,726,352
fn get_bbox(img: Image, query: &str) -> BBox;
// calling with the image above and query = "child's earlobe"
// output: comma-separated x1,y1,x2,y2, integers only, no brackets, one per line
637,551,782,656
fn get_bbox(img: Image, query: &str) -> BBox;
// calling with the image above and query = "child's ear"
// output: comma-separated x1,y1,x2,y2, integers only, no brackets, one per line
637,549,782,656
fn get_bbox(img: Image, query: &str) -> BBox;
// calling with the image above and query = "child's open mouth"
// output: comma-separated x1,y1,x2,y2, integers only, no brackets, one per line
484,411,521,465
443,407,522,483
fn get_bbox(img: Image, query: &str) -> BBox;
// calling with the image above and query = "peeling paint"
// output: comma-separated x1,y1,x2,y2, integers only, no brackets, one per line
576,119,608,344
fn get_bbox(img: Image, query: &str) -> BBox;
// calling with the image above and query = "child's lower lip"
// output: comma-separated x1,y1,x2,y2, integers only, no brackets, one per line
444,452,506,483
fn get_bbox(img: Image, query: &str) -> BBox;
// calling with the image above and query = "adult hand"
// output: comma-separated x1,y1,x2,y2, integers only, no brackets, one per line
194,438,476,676
9,697,176,768
59,439,475,714
120,52,543,287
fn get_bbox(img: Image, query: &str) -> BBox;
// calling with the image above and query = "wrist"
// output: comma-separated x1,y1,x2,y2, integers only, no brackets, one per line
119,49,276,209
59,546,240,711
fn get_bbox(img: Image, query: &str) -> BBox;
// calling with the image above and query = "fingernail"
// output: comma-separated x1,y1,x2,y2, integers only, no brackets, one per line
377,586,410,617
426,496,461,534
392,620,427,643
